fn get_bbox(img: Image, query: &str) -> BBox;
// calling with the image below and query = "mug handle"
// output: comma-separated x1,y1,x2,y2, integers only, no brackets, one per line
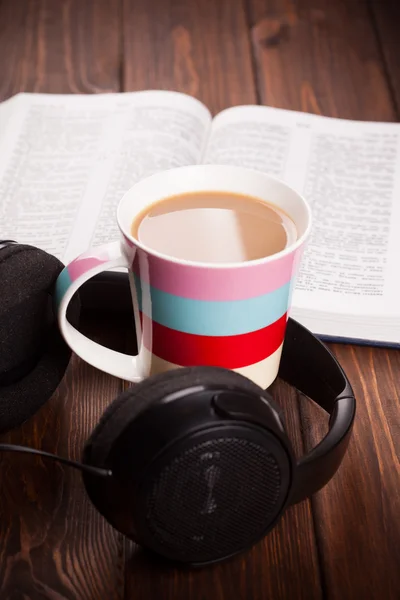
54,241,142,382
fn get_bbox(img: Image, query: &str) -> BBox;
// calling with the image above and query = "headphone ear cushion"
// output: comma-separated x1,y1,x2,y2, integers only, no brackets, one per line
0,244,80,433
85,366,268,467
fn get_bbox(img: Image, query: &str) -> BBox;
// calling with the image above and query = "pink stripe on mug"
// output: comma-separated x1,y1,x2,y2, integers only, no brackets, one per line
129,240,301,301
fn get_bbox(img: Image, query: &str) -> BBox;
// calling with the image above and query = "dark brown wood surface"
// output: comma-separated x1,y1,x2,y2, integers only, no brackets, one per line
370,0,400,114
248,1,400,599
0,2,125,598
0,0,399,599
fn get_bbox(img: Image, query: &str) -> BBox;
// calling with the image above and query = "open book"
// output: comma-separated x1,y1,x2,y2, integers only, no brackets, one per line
1,91,399,346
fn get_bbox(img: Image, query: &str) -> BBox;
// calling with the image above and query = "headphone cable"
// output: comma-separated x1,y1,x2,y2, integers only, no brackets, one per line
0,443,112,477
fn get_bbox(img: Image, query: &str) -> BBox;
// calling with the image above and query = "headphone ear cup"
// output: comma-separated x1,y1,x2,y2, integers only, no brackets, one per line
0,243,80,433
83,388,149,467
85,365,267,468
83,366,290,566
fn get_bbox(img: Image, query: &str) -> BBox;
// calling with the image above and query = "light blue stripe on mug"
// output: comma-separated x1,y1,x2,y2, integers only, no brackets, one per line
134,274,290,336
54,268,72,309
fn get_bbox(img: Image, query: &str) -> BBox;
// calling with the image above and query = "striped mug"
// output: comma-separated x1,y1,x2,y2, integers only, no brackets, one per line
55,165,311,389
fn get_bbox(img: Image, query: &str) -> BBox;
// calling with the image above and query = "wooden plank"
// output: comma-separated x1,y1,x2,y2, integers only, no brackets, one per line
122,1,322,599
0,1,124,598
0,315,126,600
301,344,400,600
122,0,257,113
369,0,400,115
248,0,400,598
0,0,121,101
248,0,395,120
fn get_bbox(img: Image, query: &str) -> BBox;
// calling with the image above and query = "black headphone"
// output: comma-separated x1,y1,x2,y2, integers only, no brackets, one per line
0,241,356,567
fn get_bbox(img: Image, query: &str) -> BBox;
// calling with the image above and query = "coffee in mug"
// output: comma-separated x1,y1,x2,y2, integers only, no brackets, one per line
130,191,297,263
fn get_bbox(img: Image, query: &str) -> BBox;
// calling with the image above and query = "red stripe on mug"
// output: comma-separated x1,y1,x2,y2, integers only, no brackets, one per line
140,312,287,368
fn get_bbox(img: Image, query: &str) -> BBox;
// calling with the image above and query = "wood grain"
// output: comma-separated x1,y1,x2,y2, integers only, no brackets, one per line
369,0,400,115
0,0,399,598
122,0,257,114
300,344,400,600
0,1,124,597
247,0,395,120
248,0,400,598
0,0,121,101
0,315,126,600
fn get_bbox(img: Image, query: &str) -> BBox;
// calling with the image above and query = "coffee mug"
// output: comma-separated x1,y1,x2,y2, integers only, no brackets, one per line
55,165,311,389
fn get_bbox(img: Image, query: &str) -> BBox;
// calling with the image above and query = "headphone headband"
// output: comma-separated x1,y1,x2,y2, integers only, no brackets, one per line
279,318,355,504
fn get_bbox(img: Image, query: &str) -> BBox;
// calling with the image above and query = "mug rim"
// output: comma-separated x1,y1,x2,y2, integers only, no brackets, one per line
116,164,312,270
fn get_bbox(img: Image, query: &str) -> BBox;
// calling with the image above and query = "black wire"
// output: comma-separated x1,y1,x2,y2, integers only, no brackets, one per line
0,444,112,477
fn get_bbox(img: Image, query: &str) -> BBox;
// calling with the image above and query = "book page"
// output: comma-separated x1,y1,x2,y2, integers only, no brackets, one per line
293,119,400,318
0,95,16,140
0,93,117,260
0,91,211,263
82,91,211,256
205,106,400,317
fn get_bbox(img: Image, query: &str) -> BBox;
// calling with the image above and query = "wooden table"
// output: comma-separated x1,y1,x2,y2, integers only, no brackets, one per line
0,1,399,598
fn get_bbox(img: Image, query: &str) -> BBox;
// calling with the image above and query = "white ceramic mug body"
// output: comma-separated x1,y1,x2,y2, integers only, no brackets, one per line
55,165,311,388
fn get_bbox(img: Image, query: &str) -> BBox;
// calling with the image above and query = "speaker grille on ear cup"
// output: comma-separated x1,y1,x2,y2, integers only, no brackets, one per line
143,437,283,564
